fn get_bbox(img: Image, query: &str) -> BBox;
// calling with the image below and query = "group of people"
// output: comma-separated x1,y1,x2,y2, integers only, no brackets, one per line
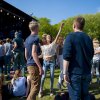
0,16,100,100
0,31,25,76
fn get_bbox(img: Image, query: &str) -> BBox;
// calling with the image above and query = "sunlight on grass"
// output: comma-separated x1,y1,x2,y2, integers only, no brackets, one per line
10,69,100,100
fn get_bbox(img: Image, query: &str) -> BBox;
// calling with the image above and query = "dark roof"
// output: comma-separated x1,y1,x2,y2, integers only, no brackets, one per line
0,0,37,21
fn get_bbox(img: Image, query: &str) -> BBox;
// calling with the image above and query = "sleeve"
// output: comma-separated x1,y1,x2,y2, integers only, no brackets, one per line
85,36,94,60
63,34,72,61
32,37,39,46
24,39,27,48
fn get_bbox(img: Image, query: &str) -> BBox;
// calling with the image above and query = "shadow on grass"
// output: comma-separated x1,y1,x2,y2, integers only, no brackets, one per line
89,82,100,99
42,88,59,96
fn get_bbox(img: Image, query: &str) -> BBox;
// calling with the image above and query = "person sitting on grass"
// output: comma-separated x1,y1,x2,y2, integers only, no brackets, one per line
11,69,26,97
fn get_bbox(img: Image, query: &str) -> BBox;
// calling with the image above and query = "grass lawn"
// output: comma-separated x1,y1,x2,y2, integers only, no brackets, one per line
10,69,100,100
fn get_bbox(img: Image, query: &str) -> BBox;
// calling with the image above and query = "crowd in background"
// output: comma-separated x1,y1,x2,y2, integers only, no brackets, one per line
0,17,100,100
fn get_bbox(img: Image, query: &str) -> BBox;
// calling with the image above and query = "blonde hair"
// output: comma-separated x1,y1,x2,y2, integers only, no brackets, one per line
13,69,21,82
56,36,63,44
6,38,10,43
0,40,2,45
29,21,39,31
93,38,99,43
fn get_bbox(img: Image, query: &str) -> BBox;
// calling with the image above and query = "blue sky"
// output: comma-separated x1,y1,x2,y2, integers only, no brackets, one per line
5,0,100,24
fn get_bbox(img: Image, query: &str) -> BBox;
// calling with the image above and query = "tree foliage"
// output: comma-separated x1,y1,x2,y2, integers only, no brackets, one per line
33,13,100,41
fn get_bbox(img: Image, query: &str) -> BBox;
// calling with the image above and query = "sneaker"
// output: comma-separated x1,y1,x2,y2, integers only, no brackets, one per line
38,92,43,98
50,90,54,96
57,82,62,90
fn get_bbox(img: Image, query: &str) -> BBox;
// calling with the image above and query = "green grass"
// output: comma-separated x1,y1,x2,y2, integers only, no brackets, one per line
10,69,100,100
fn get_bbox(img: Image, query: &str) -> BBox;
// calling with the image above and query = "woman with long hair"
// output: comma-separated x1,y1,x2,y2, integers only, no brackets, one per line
11,69,26,97
38,23,64,97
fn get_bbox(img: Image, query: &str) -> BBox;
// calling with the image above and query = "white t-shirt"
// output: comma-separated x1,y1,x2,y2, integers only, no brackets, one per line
41,42,57,59
4,43,12,56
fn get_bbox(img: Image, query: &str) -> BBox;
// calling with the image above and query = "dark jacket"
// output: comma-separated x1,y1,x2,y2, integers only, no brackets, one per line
63,32,94,75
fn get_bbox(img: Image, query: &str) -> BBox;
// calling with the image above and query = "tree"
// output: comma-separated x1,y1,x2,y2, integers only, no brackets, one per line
33,13,100,41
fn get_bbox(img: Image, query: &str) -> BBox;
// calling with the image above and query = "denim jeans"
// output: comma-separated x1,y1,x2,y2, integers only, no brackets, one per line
58,55,63,84
67,74,91,100
0,56,4,74
4,55,12,75
92,60,100,83
40,60,55,92
13,51,25,75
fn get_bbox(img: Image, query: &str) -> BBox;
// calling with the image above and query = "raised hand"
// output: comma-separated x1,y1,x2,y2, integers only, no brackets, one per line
60,22,64,28
54,22,64,43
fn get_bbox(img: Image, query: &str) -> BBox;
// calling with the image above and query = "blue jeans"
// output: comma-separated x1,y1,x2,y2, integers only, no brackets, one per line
0,56,4,74
92,60,100,83
13,52,25,68
40,60,55,92
67,74,91,100
13,51,25,75
4,55,12,75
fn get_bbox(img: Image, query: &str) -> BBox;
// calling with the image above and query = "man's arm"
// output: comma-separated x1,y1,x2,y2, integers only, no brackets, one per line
32,45,43,75
63,34,72,83
63,60,69,75
13,42,17,50
25,48,27,60
38,54,43,59
63,60,70,83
